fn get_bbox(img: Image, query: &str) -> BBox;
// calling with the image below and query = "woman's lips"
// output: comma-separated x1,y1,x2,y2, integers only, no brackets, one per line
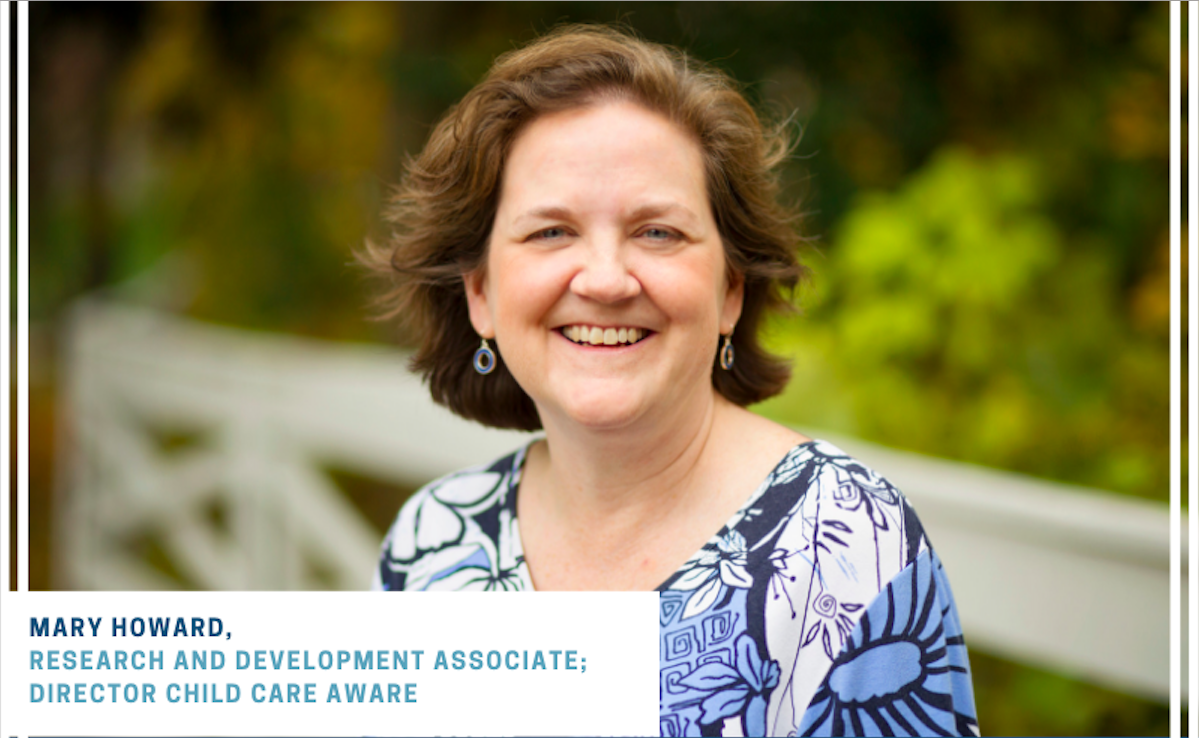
560,325,650,346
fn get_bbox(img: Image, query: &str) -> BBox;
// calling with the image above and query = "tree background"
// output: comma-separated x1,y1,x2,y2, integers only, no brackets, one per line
25,3,1177,735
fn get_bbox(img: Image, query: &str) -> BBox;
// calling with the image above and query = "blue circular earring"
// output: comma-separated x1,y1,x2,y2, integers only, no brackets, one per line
473,338,497,375
719,333,735,371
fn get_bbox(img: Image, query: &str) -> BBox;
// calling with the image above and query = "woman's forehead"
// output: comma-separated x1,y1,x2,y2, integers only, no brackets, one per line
497,100,710,220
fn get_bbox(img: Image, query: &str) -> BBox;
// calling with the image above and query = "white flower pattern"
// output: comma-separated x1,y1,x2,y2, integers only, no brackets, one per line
671,530,754,619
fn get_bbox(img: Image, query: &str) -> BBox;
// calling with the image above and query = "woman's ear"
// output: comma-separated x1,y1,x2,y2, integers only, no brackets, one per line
463,268,495,339
721,269,745,335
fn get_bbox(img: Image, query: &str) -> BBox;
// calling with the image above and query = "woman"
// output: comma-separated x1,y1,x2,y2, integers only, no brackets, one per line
365,25,978,737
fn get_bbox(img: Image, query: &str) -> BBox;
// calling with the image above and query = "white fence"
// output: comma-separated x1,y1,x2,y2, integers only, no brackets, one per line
56,299,1184,703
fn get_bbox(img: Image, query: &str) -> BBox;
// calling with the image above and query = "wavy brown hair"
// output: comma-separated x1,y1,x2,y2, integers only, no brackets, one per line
360,24,807,431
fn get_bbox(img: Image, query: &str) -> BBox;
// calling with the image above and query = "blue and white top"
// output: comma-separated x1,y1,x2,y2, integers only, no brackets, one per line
373,439,979,737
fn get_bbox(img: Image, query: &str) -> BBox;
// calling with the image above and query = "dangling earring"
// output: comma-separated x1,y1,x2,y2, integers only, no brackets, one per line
473,338,496,375
719,332,735,370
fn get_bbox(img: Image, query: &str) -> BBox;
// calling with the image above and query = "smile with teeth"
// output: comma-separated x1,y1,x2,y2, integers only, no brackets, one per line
561,325,649,346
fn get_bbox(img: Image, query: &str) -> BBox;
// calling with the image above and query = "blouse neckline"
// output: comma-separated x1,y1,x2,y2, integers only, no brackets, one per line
502,439,821,592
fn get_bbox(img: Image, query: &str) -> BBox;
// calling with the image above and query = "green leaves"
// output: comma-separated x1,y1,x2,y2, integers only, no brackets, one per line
764,146,1166,501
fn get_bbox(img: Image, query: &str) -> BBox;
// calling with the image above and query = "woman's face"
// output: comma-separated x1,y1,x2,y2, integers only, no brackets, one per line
465,99,743,431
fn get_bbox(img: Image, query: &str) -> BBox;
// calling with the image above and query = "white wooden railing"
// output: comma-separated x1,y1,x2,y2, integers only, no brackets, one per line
55,298,1184,703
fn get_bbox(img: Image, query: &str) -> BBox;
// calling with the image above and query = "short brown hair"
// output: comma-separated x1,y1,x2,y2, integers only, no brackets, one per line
361,24,807,431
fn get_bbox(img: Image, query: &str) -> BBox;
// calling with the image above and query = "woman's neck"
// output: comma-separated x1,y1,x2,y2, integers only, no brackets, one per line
541,392,723,504
516,391,807,590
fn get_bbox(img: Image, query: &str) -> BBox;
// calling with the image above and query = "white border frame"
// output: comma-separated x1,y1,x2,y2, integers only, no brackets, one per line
0,0,10,597
1187,3,1197,734
15,0,26,595
0,4,1187,736
1170,2,1182,734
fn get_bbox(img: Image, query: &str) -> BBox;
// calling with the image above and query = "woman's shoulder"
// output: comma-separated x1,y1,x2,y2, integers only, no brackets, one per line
771,441,977,735
665,435,930,604
685,435,932,606
762,437,929,564
659,437,976,735
372,445,529,591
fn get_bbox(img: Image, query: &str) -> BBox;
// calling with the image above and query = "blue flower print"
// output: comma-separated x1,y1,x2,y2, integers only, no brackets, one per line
679,633,781,736
375,440,977,736
798,550,978,736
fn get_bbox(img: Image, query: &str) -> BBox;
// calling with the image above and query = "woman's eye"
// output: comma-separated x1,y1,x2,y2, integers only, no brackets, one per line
641,227,680,241
532,227,568,240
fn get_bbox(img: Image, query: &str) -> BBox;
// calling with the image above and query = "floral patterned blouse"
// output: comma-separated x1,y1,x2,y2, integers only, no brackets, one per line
373,439,979,737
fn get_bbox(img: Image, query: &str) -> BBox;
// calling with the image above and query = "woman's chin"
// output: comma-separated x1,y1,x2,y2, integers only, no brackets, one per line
543,391,649,432
564,403,643,431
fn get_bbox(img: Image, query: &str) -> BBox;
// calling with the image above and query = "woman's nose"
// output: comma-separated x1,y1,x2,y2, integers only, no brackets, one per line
569,242,641,303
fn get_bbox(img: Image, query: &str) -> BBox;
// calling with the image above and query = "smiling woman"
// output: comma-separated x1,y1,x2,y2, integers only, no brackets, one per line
467,101,740,442
361,24,978,737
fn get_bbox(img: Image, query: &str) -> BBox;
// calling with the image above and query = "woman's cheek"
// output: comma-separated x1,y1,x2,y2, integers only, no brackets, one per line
641,258,723,322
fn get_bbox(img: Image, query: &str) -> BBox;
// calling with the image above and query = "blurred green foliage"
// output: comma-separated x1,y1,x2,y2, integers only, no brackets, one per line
761,146,1169,500
968,650,1175,737
29,3,1175,735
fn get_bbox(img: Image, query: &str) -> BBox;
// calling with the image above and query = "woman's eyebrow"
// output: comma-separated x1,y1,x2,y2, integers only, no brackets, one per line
511,205,574,228
509,202,702,229
627,202,701,227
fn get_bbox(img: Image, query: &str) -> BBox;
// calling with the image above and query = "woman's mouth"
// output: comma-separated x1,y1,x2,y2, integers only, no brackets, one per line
560,325,650,346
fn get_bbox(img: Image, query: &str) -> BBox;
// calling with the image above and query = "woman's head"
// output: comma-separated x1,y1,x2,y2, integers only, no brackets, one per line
363,24,807,431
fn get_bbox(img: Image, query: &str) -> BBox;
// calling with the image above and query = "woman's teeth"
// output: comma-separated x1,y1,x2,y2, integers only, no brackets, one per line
562,325,646,346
